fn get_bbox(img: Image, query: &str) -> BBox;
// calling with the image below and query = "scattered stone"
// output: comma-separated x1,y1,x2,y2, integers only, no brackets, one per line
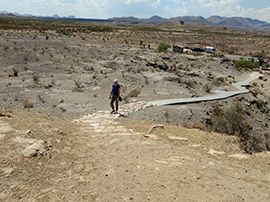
0,134,5,140
21,148,37,158
20,139,47,158
207,149,225,155
147,125,164,134
0,121,14,134
228,154,249,159
4,167,15,177
144,134,159,140
168,136,188,141
14,136,37,148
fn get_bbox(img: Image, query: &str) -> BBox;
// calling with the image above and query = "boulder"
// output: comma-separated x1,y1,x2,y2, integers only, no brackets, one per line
15,137,47,158
14,136,37,148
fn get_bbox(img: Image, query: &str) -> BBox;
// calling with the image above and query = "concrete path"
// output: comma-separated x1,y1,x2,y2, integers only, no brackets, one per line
149,72,262,106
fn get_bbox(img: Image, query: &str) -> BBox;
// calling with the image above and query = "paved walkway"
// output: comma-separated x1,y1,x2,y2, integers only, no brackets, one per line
149,72,262,106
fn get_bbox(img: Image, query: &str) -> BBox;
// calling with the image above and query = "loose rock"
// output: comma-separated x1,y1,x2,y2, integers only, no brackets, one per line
147,125,165,134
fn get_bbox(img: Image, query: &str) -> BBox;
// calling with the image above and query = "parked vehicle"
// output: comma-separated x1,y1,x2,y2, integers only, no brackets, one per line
247,57,255,62
256,57,264,62
206,46,215,53
192,47,205,52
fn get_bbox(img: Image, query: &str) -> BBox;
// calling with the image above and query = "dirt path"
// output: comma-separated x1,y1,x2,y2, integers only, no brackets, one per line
70,102,270,201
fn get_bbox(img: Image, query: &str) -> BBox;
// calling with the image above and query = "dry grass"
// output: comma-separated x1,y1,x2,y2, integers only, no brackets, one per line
123,88,141,102
22,98,34,108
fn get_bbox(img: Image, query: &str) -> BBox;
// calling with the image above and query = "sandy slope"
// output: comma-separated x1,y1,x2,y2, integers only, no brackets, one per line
0,107,269,201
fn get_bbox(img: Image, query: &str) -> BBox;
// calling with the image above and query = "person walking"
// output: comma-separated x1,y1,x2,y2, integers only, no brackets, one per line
109,79,121,114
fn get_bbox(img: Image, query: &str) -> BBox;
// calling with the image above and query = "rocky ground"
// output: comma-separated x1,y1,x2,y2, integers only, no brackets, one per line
0,27,270,201
1,107,270,201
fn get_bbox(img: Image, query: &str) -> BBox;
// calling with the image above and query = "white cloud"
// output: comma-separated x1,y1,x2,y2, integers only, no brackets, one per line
239,6,270,22
0,0,269,22
125,0,151,4
193,0,270,22
151,0,161,9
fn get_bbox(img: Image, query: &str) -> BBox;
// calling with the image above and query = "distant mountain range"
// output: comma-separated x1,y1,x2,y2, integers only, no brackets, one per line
0,10,75,19
109,15,270,31
1,10,270,32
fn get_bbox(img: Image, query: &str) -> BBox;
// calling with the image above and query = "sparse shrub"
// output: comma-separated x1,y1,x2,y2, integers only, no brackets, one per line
184,79,197,88
252,52,264,58
12,68,19,77
38,95,45,103
144,76,149,85
254,99,265,109
210,53,224,58
123,88,141,102
164,111,169,120
73,79,84,92
234,60,259,69
213,77,225,87
33,74,40,84
157,43,170,53
209,104,250,135
250,89,260,97
22,98,34,108
203,83,212,93
228,50,235,54
189,52,203,56
207,103,252,152
60,107,67,112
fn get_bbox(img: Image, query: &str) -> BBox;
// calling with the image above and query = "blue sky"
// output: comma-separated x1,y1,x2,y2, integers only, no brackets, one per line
1,0,270,22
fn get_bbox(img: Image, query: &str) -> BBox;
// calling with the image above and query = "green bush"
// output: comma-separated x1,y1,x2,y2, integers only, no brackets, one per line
228,50,235,54
157,43,170,53
208,103,252,152
210,53,224,58
234,60,259,69
189,52,203,56
252,52,264,58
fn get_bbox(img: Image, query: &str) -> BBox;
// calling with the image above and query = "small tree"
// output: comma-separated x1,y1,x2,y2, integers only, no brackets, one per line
157,43,170,53
180,20,185,25
234,60,259,69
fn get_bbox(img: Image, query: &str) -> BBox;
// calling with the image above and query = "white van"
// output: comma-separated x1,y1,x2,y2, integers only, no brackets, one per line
206,47,215,53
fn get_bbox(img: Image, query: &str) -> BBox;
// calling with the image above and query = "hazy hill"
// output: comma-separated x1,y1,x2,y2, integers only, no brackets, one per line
1,10,270,32
110,15,270,32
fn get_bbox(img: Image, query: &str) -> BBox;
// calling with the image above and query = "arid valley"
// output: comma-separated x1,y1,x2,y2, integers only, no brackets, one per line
0,18,270,201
